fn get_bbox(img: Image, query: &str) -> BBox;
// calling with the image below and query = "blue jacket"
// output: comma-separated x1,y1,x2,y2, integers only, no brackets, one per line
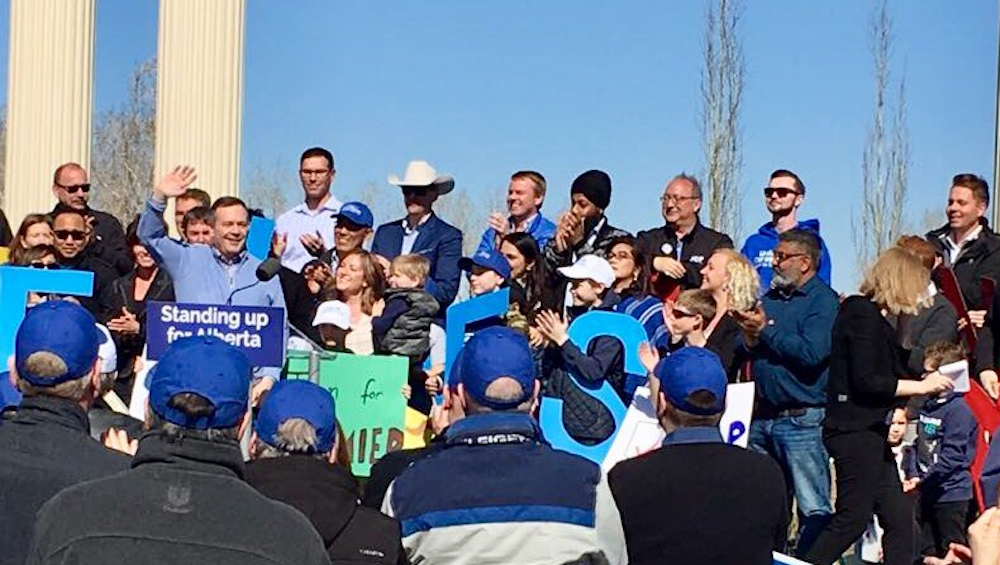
371,213,462,310
907,393,978,504
383,412,626,564
741,218,832,290
475,213,557,255
982,432,1000,507
749,275,840,409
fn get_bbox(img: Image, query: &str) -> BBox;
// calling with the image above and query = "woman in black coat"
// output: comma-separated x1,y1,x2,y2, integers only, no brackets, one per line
804,247,952,565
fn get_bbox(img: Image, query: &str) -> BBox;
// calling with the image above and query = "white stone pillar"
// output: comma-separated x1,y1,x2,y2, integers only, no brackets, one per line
3,0,96,225
154,0,245,207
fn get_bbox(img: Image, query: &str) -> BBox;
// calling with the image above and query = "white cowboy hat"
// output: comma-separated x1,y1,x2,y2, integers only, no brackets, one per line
387,160,455,195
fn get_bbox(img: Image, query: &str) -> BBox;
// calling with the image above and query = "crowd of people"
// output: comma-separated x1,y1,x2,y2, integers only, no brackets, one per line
0,150,1000,564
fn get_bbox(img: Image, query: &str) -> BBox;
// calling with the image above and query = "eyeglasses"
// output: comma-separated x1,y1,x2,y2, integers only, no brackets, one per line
661,194,698,204
29,262,59,270
764,187,799,199
55,182,91,194
774,251,807,263
54,229,87,241
671,307,697,319
607,251,634,261
299,169,330,177
402,186,431,196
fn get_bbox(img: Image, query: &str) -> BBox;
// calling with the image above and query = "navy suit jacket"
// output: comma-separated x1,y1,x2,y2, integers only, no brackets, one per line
371,213,463,310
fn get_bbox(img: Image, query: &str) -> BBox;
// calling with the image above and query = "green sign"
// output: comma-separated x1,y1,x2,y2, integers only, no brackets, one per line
286,351,408,476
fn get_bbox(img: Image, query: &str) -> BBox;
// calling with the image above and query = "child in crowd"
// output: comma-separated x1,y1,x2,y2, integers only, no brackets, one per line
372,254,440,415
311,300,351,352
856,407,913,563
665,289,717,351
902,341,978,562
180,207,214,245
460,249,510,298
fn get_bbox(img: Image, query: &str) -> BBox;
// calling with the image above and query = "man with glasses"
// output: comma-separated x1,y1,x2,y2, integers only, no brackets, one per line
731,229,839,557
636,173,733,292
51,208,119,316
742,169,832,290
50,162,130,275
275,147,342,272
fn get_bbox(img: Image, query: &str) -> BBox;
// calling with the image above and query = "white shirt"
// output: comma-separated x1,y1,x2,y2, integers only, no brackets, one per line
944,224,983,265
401,214,432,255
275,196,343,272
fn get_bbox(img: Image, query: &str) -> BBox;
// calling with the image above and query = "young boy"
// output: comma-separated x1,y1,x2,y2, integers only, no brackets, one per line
459,249,510,297
372,254,439,414
665,289,717,351
903,341,978,561
311,300,351,352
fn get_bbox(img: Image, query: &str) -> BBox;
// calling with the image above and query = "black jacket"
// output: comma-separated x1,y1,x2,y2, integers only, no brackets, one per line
542,215,631,303
57,250,120,317
0,207,11,247
636,220,734,289
894,293,959,377
668,314,744,383
277,265,324,344
247,456,405,565
362,434,446,510
52,204,131,275
0,396,130,565
826,296,907,432
26,431,331,565
609,431,788,565
99,268,175,373
926,221,1000,311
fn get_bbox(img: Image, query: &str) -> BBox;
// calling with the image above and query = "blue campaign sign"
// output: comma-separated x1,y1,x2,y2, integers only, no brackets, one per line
246,216,275,261
146,301,285,366
539,311,647,464
0,266,95,367
444,288,510,386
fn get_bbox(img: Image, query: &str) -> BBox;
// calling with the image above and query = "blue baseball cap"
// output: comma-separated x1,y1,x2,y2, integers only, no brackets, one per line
147,336,251,430
459,250,511,280
336,201,374,228
654,347,727,416
459,327,534,409
15,301,104,386
255,380,336,454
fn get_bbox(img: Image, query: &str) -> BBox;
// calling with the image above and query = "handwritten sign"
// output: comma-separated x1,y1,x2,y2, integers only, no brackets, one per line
286,351,408,476
146,301,285,366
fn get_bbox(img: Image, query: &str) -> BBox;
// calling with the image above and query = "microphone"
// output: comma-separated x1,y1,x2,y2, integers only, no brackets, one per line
256,257,283,281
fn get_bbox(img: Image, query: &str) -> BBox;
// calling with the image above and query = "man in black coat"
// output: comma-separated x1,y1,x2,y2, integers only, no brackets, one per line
247,380,404,565
636,173,733,291
50,162,130,275
0,301,130,565
608,347,788,565
25,336,331,565
51,207,119,317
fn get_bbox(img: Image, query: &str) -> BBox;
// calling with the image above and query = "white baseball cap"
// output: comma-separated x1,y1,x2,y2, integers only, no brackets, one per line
557,254,616,288
96,324,117,374
312,301,351,330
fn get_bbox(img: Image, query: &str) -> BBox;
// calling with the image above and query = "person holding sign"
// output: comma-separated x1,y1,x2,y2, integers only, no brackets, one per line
247,380,405,565
608,347,789,565
26,336,331,565
383,327,627,565
138,166,287,397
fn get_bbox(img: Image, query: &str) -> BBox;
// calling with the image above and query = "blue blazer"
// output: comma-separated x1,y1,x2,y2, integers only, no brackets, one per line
372,213,463,309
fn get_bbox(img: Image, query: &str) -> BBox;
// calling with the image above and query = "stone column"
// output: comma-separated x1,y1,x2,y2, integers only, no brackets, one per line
3,0,96,225
154,0,245,208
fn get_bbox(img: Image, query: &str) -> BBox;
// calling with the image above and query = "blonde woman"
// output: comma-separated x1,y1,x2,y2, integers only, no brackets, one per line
326,249,386,355
698,248,760,381
804,247,953,565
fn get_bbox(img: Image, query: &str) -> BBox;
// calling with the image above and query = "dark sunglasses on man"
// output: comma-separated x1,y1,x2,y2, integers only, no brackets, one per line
763,186,798,199
401,186,431,197
54,229,87,241
55,182,91,194
29,262,60,270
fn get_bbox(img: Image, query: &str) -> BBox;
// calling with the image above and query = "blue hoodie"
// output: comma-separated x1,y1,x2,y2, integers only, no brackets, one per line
741,218,832,291
905,393,978,504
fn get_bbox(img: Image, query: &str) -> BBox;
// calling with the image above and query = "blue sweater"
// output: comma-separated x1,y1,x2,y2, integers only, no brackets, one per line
741,218,832,291
475,213,557,254
907,393,978,504
749,276,840,408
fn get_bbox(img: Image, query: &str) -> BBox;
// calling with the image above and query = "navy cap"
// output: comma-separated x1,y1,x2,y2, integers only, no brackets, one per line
255,380,336,453
336,201,374,228
15,301,104,386
654,347,727,415
459,327,534,409
147,336,251,430
459,250,511,280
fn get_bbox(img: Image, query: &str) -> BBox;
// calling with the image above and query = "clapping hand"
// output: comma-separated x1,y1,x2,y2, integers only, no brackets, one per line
638,342,660,375
270,231,288,259
535,310,570,347
300,230,326,257
107,307,140,334
155,166,197,199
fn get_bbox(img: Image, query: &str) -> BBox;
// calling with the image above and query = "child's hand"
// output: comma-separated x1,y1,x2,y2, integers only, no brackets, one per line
638,342,660,374
424,374,443,394
371,298,386,317
401,384,412,400
902,478,920,493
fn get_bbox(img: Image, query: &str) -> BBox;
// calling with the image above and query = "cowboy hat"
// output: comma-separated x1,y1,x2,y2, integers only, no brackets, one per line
387,160,455,195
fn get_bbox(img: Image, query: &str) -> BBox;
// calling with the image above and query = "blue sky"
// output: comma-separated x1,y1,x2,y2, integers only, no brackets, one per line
1,1,997,292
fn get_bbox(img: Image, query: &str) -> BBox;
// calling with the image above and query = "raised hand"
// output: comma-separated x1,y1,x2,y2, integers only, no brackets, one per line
270,231,288,259
638,341,660,374
300,230,326,257
535,310,569,346
154,165,197,199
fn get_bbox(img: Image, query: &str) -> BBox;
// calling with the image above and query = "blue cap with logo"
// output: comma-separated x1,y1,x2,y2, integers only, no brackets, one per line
15,301,104,386
459,250,511,280
654,346,727,416
336,201,374,228
147,336,251,430
255,380,337,454
459,327,534,409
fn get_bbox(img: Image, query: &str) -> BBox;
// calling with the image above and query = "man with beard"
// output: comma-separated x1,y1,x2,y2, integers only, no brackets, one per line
731,229,840,558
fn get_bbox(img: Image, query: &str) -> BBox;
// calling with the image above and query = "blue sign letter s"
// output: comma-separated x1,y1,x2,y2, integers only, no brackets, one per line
539,311,647,464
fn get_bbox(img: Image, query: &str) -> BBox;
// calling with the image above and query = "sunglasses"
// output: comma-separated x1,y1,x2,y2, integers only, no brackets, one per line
54,229,87,241
56,182,91,194
671,307,697,319
764,187,798,199
402,186,431,196
29,262,59,270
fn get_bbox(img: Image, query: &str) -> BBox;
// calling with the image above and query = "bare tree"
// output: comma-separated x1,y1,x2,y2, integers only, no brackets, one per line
700,0,745,240
242,160,292,218
854,0,909,271
90,59,157,225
